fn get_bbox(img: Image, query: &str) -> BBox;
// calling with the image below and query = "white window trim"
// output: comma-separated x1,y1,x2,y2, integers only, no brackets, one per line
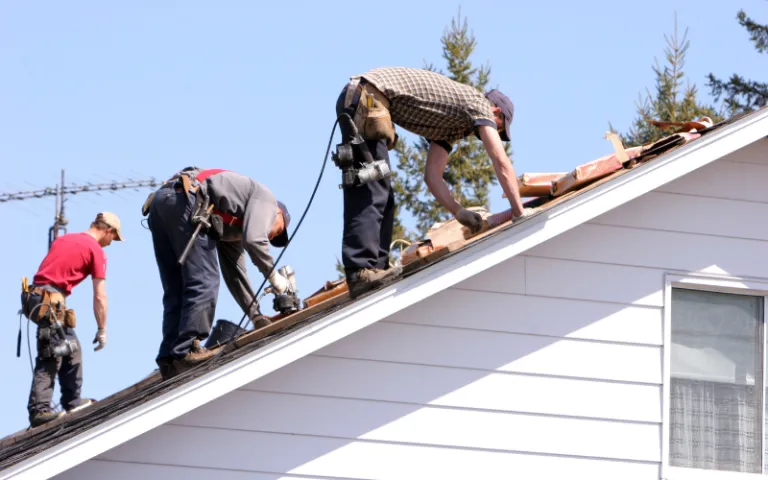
662,272,768,480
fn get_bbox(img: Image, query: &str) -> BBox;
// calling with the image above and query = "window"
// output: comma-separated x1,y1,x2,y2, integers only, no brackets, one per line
669,287,765,474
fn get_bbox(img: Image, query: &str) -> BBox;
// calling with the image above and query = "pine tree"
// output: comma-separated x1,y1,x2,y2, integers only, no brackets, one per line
334,256,345,279
615,14,721,147
706,8,768,115
391,8,511,239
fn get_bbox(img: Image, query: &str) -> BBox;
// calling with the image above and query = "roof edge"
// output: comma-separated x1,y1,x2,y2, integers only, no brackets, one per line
5,107,768,480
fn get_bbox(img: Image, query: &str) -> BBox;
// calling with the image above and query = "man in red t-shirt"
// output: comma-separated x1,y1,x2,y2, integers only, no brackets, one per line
22,212,122,428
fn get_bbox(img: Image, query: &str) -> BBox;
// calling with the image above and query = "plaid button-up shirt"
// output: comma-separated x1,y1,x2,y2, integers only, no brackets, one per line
357,67,497,145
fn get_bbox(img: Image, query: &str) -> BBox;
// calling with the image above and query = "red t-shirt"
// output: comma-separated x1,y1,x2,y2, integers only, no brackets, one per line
33,233,107,296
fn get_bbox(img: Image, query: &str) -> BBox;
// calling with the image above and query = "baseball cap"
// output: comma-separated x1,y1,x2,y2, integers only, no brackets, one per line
484,89,514,142
270,201,291,248
96,212,123,241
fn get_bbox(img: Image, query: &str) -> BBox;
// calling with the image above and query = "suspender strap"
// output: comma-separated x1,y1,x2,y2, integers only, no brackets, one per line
344,77,362,110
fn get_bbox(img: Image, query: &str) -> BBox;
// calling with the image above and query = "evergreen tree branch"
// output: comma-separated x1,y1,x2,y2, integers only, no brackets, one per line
738,9,768,53
617,14,722,146
706,8,768,114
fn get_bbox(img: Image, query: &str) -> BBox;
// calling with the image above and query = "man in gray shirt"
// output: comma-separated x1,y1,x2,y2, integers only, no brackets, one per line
198,168,292,324
146,167,291,379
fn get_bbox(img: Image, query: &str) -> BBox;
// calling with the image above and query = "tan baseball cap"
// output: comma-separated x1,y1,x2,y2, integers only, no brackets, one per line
95,212,123,241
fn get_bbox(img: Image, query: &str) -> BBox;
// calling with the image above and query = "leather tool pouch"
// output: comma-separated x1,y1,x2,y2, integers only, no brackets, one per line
355,87,397,150
37,290,51,321
40,290,65,325
181,174,193,195
20,291,32,320
208,214,224,240
141,191,157,216
64,309,77,328
21,290,46,325
191,190,223,240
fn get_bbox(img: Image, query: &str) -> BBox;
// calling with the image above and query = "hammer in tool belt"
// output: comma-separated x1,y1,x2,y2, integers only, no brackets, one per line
178,204,214,266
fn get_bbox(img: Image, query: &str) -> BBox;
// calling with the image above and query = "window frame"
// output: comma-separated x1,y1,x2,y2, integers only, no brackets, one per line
663,272,768,480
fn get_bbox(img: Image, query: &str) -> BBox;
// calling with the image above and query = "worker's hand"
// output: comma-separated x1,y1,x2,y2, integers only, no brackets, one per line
93,328,106,352
455,208,484,234
513,208,535,223
268,270,289,295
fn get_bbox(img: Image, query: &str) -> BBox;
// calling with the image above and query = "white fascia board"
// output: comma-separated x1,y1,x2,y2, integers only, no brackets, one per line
5,108,768,480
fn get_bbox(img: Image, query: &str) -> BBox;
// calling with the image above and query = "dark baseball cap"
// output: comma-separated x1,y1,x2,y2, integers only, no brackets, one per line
270,200,291,248
484,89,514,142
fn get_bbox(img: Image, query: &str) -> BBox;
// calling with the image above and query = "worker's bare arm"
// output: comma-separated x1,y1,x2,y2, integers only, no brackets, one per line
92,278,107,330
477,125,525,217
424,142,462,215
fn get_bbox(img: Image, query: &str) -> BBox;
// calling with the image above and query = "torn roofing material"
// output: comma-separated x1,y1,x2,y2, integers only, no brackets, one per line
1,106,767,480
400,114,747,261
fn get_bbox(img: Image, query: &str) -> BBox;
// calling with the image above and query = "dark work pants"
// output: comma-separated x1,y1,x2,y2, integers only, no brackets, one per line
27,326,83,416
336,85,396,274
148,186,220,360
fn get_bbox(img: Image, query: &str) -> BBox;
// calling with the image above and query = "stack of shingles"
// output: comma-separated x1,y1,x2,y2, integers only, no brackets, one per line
486,118,712,227
400,117,713,266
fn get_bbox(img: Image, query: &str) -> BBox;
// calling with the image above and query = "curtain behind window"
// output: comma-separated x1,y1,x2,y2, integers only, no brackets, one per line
669,288,763,473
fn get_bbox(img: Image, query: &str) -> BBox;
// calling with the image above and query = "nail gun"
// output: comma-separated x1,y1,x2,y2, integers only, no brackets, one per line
263,265,303,315
40,312,79,359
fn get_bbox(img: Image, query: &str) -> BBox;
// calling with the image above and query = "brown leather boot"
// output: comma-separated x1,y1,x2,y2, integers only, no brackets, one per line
184,339,216,364
346,266,402,299
29,409,63,428
156,357,178,380
172,339,216,375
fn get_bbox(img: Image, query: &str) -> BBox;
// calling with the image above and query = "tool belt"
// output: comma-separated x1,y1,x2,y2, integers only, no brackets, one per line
20,280,76,328
143,168,235,240
344,77,398,150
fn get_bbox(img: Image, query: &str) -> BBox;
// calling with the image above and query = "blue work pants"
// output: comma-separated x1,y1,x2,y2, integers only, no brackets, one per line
336,85,395,274
148,186,220,360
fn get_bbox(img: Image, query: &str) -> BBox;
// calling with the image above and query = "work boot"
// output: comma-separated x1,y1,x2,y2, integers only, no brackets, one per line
67,398,94,415
185,339,216,363
172,340,219,376
346,266,403,299
29,409,63,428
156,357,177,381
172,339,216,375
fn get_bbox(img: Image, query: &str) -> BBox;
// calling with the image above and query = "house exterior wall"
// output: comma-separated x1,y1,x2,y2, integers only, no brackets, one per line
55,138,768,480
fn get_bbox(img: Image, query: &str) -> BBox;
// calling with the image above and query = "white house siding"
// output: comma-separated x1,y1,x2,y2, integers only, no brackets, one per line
56,139,768,480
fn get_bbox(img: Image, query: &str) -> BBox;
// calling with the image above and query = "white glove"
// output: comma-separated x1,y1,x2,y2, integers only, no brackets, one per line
268,270,289,294
93,328,106,352
455,208,484,234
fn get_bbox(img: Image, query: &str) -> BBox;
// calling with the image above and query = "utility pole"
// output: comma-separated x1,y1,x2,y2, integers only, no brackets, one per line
48,170,67,249
0,169,158,250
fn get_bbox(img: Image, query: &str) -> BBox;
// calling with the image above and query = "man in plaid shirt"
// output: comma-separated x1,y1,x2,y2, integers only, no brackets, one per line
336,66,528,298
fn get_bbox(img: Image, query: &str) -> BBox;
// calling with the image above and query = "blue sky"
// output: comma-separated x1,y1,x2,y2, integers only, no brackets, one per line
0,0,764,437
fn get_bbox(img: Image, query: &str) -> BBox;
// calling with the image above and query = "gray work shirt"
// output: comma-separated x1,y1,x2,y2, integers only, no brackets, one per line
199,170,279,277
191,170,279,322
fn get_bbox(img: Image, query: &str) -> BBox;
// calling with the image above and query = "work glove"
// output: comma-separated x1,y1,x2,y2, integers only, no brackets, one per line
268,270,289,295
513,207,535,223
455,208,484,234
93,328,106,352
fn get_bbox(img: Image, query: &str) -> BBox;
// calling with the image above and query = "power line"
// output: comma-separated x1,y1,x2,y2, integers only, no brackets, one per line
0,169,159,249
0,178,159,203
